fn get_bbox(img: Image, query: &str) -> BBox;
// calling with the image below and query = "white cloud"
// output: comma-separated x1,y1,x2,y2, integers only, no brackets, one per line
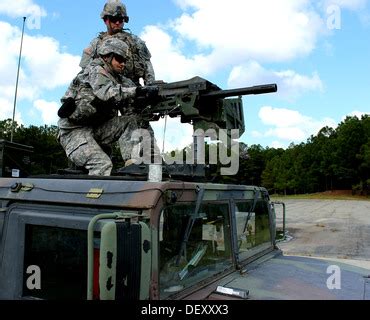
260,107,308,128
34,99,59,125
141,25,211,81
0,97,22,124
23,34,81,89
172,0,323,62
0,21,80,123
228,61,324,101
251,131,263,138
257,106,337,142
266,127,307,141
150,117,194,152
142,0,329,83
0,0,46,18
250,107,369,148
141,0,370,89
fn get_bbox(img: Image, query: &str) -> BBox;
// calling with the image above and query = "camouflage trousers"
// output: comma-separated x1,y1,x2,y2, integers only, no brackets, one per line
58,116,160,176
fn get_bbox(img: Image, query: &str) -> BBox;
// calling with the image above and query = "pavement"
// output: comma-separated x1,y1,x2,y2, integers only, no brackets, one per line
273,199,370,264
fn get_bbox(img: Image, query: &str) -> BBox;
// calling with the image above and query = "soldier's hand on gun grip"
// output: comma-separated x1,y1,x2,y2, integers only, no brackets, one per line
135,86,159,100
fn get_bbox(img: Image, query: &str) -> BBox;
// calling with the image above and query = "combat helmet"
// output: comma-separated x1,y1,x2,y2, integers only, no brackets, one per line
101,0,129,23
98,38,129,59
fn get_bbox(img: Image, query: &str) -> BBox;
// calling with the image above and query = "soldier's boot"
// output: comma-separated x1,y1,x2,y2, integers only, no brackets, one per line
57,160,88,175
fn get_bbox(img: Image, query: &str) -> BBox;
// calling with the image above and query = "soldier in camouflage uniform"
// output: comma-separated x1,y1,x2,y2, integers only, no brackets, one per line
80,0,155,86
57,38,160,176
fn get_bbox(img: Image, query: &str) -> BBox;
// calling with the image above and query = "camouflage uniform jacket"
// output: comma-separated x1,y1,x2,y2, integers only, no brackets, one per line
59,57,137,130
80,31,155,85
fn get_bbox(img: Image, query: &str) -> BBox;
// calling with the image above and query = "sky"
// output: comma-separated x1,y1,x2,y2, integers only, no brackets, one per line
0,0,369,151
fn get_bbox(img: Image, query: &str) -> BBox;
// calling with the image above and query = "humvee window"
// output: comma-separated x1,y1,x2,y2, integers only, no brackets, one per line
23,225,88,300
159,203,232,298
235,199,272,260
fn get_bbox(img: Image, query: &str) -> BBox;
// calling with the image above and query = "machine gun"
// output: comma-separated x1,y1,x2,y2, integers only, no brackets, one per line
117,77,278,181
136,76,277,136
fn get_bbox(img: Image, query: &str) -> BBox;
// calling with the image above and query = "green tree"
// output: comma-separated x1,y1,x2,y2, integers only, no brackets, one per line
332,116,366,188
0,119,20,140
1,122,68,175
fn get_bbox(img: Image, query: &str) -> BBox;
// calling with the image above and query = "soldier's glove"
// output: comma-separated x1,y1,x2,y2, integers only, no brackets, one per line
135,86,160,105
58,97,76,118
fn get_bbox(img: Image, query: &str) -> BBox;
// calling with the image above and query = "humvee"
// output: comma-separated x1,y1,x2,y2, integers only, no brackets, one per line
0,77,369,300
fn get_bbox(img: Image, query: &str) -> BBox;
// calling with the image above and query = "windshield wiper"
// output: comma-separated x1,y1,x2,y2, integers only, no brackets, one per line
242,189,260,234
175,186,205,266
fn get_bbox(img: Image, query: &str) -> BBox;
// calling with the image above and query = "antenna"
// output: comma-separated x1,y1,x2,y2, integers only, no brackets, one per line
10,16,26,143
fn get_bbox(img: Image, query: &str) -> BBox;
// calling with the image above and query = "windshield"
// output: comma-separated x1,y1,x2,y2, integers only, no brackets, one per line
159,202,232,298
235,198,272,260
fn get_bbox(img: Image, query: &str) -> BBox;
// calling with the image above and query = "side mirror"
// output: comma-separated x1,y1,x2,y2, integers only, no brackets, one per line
87,214,151,300
271,202,286,243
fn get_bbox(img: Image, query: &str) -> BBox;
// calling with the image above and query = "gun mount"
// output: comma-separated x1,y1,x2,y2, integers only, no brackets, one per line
116,77,278,180
138,76,277,136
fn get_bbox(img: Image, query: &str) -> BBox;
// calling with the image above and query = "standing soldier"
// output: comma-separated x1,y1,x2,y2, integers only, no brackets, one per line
57,38,160,176
80,0,155,86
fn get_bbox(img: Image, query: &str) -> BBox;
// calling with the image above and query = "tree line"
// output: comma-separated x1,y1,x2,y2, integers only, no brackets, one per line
0,119,68,175
237,115,370,195
1,115,369,195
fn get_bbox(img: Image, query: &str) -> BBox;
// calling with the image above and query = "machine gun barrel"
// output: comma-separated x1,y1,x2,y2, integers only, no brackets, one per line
137,77,278,136
201,83,277,99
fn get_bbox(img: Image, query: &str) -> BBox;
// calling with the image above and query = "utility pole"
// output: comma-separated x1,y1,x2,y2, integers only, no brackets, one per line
11,16,26,143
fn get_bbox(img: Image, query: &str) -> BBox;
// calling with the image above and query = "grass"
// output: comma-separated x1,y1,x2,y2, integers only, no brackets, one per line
270,190,370,201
